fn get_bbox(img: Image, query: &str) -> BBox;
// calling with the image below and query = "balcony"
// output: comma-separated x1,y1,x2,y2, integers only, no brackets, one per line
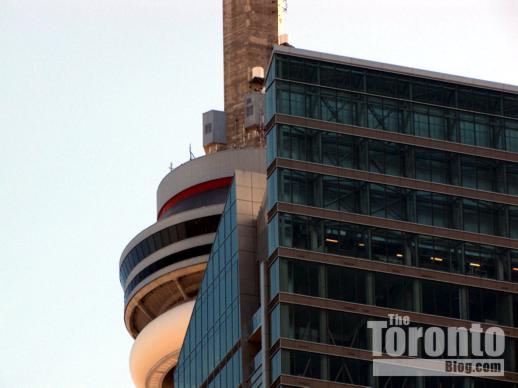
249,307,262,343
248,350,263,388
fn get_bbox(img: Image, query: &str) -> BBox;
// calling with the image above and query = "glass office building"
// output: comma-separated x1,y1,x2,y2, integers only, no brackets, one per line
263,46,518,388
165,45,518,387
174,170,267,388
174,182,243,388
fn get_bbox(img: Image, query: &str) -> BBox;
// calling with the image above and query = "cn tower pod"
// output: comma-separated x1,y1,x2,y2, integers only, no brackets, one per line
119,148,265,385
130,300,194,388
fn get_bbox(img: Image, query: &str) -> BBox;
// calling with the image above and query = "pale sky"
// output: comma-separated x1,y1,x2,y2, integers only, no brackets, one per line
0,1,517,387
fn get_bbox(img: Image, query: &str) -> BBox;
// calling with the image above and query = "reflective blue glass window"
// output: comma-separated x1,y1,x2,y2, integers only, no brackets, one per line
267,170,278,211
266,127,277,166
269,258,279,300
270,350,281,383
270,304,280,346
268,214,279,257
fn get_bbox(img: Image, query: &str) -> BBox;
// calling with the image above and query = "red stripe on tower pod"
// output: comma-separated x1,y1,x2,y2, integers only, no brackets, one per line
157,177,233,220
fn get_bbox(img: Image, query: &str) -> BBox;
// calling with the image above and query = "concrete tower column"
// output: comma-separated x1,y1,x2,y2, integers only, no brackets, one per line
220,0,279,152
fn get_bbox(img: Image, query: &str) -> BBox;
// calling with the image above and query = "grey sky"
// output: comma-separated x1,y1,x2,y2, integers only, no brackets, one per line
0,1,516,387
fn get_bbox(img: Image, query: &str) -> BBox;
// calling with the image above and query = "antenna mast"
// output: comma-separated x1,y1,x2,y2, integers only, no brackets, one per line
278,0,288,36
